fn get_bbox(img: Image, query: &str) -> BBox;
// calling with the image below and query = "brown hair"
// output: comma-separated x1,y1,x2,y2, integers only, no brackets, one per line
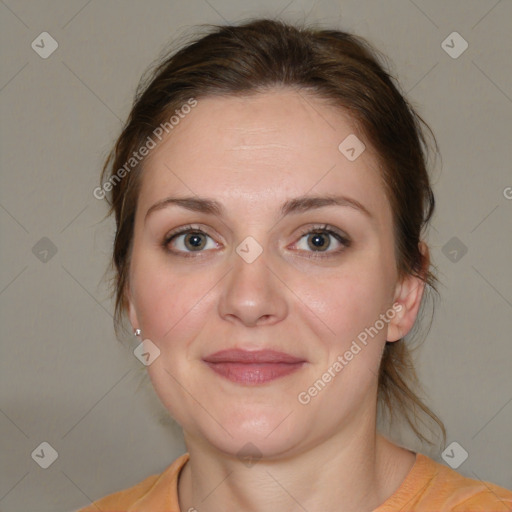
100,18,445,446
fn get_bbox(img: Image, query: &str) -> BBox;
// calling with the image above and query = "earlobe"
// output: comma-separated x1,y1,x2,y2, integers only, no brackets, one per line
125,283,140,333
386,300,404,342
387,243,429,342
386,275,425,342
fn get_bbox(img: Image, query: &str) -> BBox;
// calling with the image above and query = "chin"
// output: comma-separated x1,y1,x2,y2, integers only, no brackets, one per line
207,430,302,462
192,407,306,461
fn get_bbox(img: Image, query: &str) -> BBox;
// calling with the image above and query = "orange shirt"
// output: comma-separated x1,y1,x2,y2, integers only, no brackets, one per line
76,452,512,511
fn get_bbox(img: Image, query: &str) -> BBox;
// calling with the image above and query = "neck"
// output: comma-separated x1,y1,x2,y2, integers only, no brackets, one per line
178,415,415,512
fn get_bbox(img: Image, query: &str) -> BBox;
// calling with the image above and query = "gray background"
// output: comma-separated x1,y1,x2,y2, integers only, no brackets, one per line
1,1,511,510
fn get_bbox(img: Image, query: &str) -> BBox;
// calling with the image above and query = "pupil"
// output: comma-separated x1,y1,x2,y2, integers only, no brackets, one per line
310,233,329,251
186,233,205,250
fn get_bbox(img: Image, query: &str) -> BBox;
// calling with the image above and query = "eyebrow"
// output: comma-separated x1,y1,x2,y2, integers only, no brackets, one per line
144,194,373,223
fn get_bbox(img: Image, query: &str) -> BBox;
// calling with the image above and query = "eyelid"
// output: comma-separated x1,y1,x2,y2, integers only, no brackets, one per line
163,224,220,250
163,223,214,243
295,223,350,241
290,223,351,257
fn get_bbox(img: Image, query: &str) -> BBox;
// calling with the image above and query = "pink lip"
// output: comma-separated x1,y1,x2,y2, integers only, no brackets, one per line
203,349,306,385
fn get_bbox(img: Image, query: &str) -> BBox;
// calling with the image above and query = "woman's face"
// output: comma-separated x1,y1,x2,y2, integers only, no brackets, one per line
127,89,422,458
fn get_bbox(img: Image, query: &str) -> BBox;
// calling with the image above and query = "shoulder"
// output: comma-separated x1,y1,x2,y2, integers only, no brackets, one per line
377,453,512,511
74,453,189,512
74,473,160,511
426,455,512,508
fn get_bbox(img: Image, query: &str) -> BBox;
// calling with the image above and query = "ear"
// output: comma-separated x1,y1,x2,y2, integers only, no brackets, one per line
386,242,428,342
125,282,140,333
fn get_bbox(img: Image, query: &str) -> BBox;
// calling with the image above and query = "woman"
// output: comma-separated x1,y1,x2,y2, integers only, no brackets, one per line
79,18,512,512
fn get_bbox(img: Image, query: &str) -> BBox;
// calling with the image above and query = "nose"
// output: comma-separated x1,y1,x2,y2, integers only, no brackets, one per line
218,244,288,327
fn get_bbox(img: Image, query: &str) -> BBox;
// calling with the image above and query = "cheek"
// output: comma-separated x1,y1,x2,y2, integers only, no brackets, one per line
300,262,391,348
130,252,213,345
133,251,230,364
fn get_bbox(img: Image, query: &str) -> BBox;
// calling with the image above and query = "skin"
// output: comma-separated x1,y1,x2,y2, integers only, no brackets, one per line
127,89,427,512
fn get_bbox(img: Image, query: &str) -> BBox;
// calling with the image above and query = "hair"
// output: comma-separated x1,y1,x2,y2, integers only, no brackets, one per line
100,18,445,447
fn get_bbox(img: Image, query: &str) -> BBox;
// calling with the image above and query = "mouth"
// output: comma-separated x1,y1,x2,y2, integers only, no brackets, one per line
202,349,307,385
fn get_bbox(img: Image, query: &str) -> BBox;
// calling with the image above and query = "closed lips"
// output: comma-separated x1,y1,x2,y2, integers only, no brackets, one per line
203,349,307,385
203,349,306,364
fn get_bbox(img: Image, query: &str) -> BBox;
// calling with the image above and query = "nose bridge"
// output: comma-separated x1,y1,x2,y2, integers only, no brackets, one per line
218,235,288,326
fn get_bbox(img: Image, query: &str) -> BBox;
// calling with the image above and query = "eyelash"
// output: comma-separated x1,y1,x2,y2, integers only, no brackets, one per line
162,223,351,259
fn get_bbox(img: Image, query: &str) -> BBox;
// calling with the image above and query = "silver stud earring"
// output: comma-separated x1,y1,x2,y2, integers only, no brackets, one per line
134,328,141,337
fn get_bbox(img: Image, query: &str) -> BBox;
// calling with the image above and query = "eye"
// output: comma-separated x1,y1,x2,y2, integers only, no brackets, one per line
163,225,218,255
293,224,350,257
162,223,350,258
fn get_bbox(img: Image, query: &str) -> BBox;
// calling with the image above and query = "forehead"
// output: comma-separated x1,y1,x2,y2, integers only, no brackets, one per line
137,89,390,226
